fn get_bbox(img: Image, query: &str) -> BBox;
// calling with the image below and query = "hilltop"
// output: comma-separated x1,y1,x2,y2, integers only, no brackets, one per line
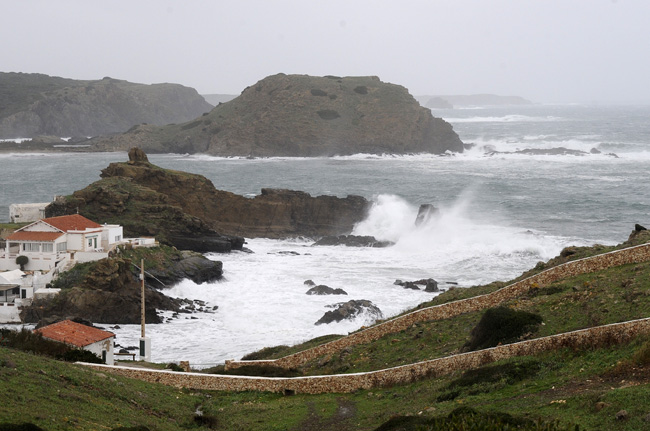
0,72,212,139
87,74,464,156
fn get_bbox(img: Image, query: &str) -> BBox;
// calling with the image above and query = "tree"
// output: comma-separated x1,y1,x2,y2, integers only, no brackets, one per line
15,255,29,271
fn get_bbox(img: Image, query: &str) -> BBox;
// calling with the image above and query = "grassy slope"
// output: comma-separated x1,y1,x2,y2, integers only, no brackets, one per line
2,231,650,430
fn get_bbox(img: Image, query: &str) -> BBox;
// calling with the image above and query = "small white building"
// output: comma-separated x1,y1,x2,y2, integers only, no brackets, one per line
0,214,124,272
9,203,49,223
36,319,115,365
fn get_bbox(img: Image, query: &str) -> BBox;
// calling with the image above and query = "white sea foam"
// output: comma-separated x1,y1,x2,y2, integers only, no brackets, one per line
443,115,564,123
108,192,586,367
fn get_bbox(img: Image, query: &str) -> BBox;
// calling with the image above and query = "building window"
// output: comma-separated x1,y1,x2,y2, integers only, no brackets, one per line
42,243,53,253
22,243,39,252
115,235,122,242
57,242,67,252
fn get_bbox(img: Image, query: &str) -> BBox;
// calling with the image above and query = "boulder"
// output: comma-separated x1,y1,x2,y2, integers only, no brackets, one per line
415,204,438,226
306,285,348,295
315,300,383,325
394,278,439,292
313,235,393,247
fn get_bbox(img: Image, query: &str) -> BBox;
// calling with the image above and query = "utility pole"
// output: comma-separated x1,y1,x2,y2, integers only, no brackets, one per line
139,258,151,361
141,258,145,338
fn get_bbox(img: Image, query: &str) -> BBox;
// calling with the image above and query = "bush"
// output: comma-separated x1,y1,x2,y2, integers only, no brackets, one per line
15,255,28,271
374,406,579,431
353,85,368,95
317,109,340,120
463,307,543,352
0,328,103,363
310,89,327,97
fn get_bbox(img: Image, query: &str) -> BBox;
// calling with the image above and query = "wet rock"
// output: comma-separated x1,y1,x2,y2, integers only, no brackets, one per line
306,285,348,295
304,280,316,287
315,300,383,325
313,235,393,247
415,204,438,226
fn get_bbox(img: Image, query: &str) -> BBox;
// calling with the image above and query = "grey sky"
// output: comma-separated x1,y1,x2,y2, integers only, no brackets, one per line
3,0,649,104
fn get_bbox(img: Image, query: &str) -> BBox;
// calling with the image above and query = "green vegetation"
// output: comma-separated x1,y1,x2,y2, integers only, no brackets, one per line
0,328,102,364
462,306,543,351
14,255,28,271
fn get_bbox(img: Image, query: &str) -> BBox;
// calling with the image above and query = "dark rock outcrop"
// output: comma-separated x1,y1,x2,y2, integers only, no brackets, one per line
143,251,223,287
415,204,438,226
20,258,182,325
394,278,439,292
46,150,369,241
315,300,383,325
312,235,393,247
88,74,464,156
0,73,212,139
306,285,348,296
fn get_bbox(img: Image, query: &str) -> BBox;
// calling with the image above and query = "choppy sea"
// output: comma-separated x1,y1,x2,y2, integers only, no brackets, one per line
1,104,649,367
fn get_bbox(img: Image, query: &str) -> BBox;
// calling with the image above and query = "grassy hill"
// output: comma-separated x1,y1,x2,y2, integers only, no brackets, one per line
2,230,650,430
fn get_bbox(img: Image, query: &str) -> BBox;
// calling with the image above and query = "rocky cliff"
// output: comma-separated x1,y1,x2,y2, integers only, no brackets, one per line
45,148,370,245
0,73,212,138
88,74,464,156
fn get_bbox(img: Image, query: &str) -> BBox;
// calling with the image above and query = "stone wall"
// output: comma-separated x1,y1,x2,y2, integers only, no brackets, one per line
81,317,650,394
226,242,650,370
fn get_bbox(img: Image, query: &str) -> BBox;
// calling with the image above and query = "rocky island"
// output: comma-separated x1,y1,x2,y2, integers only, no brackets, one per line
45,148,371,251
0,73,212,139
88,74,464,156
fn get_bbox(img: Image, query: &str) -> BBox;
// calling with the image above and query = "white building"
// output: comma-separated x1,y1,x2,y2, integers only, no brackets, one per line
0,214,124,272
9,203,49,223
36,319,115,365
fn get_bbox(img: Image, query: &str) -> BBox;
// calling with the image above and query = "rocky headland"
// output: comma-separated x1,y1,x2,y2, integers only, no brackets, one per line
45,148,370,249
0,73,212,140
87,74,464,156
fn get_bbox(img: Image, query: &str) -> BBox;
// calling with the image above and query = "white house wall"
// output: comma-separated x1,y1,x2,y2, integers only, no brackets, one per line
9,204,49,223
85,338,114,365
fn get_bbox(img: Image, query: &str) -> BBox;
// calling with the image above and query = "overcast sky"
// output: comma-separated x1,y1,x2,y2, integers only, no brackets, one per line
3,0,649,104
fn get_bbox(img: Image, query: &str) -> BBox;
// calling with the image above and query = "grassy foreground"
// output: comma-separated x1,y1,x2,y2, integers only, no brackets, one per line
1,232,650,430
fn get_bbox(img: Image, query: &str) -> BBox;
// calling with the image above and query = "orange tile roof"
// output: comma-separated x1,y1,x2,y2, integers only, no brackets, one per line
36,320,114,347
42,214,102,232
6,231,65,241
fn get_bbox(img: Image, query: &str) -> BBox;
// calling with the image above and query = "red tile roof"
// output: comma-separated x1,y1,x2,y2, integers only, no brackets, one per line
36,320,114,347
6,231,65,242
42,214,102,232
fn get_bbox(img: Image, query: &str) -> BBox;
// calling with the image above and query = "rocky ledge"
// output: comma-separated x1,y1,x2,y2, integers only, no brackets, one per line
88,74,464,156
45,148,370,246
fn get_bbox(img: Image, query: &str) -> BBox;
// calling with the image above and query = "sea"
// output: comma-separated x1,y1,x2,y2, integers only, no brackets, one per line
1,104,649,367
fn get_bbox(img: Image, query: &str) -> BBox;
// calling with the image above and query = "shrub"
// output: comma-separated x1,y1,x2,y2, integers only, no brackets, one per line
0,328,103,363
463,306,543,352
15,255,28,271
317,109,340,120
310,89,327,97
353,85,368,95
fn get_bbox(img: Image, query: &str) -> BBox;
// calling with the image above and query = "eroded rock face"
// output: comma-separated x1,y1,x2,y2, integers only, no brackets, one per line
89,74,464,156
46,151,370,241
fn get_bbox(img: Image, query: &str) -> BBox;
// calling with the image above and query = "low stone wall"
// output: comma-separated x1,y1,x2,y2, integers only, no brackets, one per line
81,317,650,394
226,242,650,370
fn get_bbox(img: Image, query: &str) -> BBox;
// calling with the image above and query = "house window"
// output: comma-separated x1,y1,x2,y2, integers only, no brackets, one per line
42,243,53,253
57,242,67,252
22,243,39,252
115,235,122,242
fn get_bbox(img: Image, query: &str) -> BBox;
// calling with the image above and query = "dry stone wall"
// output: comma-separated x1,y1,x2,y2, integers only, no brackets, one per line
226,242,650,370
81,317,650,394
